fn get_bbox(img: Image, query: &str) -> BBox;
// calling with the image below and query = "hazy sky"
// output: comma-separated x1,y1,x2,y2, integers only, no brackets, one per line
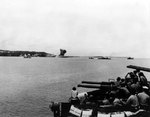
0,0,150,57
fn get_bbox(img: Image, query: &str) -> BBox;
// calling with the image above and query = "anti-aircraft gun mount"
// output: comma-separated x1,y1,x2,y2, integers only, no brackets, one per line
77,65,150,101
78,65,150,89
50,65,150,117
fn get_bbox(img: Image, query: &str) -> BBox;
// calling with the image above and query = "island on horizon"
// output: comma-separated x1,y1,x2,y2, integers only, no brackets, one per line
0,49,56,57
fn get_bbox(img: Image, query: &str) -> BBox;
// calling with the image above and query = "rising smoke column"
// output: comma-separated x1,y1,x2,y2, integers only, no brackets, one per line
59,49,67,57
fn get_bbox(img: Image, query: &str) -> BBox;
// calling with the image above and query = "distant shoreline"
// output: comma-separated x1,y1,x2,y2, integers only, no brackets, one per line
0,49,146,59
0,49,56,57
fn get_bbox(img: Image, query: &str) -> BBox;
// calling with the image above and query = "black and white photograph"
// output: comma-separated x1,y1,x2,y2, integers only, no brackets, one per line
0,0,150,117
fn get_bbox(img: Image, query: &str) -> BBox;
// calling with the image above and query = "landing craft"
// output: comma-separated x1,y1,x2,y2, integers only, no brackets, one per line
97,56,111,60
50,65,150,117
89,56,111,60
127,57,134,60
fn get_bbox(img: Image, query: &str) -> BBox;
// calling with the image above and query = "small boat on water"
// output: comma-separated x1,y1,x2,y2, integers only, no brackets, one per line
127,57,134,60
89,56,111,60
89,57,94,59
97,56,111,60
49,65,150,117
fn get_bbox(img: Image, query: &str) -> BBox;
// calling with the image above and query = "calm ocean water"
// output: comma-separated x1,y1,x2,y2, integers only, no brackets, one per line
0,57,150,117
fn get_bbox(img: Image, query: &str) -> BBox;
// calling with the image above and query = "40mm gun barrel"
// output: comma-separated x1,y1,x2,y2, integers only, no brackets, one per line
81,81,115,85
127,65,150,72
78,84,117,90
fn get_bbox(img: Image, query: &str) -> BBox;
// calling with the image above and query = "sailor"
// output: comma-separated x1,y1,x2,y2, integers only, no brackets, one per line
126,88,139,109
126,81,132,93
50,101,60,117
130,79,141,94
138,86,150,109
138,72,148,86
113,92,124,107
102,92,110,105
77,92,88,105
133,70,139,80
71,87,78,98
125,72,134,84
109,91,117,104
118,83,130,99
125,72,141,93
120,78,126,85
115,77,121,87
71,87,79,105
